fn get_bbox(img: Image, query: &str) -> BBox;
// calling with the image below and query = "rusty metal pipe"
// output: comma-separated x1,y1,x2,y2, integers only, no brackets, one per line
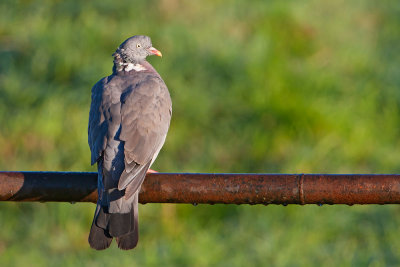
0,172,400,205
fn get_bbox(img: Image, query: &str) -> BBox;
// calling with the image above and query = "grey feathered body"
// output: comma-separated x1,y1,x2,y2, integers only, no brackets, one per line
88,60,172,250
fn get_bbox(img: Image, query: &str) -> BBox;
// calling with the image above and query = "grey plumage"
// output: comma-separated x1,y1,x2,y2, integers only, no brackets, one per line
88,35,172,250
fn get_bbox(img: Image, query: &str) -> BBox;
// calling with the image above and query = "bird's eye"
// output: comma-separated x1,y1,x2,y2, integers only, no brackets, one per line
136,43,141,48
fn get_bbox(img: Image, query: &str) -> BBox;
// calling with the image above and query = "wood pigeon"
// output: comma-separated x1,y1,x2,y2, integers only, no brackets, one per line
88,35,172,250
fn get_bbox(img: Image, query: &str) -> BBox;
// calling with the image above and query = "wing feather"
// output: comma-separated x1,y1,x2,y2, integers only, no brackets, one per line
118,76,171,190
88,78,109,165
89,74,171,191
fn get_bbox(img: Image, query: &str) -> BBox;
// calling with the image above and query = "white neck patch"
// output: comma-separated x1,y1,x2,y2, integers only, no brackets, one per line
121,63,147,72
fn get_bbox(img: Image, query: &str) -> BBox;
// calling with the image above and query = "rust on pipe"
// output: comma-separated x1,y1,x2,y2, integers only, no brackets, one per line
0,172,400,205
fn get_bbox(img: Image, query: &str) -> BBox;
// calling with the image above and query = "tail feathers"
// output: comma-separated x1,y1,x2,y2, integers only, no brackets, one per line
93,198,133,236
95,205,109,229
116,230,139,250
88,204,112,250
89,193,139,250
116,192,139,250
108,212,133,237
94,204,133,237
88,223,112,250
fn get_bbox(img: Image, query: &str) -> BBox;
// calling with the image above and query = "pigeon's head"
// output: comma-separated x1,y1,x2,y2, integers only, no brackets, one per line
114,35,162,64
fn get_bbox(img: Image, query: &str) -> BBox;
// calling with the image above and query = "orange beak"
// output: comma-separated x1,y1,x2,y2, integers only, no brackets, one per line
148,47,162,57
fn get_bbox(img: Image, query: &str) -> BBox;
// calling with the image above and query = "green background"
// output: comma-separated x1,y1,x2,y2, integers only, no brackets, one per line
1,1,400,266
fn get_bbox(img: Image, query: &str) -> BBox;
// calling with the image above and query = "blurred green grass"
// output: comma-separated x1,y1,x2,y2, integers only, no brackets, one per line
1,0,400,266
